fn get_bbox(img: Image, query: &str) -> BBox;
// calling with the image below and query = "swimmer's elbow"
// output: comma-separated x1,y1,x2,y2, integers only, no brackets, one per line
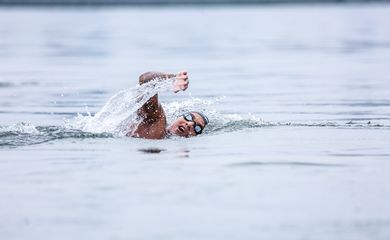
139,72,153,85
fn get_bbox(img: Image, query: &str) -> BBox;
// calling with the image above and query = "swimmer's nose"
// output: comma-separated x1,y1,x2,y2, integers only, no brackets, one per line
185,121,194,130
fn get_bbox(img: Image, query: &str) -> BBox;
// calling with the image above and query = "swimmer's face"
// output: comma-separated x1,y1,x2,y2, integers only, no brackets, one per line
168,112,207,138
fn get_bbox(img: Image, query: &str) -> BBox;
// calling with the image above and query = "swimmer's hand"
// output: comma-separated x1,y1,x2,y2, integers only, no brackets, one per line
173,71,189,93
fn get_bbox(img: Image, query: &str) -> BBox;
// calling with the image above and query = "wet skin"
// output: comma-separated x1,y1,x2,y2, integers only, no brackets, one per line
167,113,207,138
129,71,205,139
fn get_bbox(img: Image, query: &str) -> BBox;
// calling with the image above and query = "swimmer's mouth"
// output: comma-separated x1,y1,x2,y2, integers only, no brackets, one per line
178,126,185,133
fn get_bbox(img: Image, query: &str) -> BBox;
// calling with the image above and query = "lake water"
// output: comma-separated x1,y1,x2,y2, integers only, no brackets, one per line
1,4,390,240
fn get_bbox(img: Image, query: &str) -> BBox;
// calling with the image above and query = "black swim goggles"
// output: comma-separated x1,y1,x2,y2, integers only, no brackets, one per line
183,113,204,135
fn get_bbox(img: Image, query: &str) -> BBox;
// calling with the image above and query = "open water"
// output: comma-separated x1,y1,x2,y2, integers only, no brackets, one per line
1,4,390,240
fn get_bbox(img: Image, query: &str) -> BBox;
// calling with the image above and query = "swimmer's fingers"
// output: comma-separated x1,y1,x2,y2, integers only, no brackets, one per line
177,71,187,76
173,80,186,93
173,80,188,92
177,81,188,91
177,75,188,81
176,71,188,80
173,85,181,93
182,81,189,91
172,70,189,92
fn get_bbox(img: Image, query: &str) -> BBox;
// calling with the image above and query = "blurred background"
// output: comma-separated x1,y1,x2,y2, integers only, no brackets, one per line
1,1,390,240
1,0,389,4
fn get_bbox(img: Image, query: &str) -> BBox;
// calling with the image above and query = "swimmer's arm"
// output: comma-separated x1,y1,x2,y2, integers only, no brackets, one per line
137,71,189,122
139,72,176,85
137,72,170,121
139,71,189,93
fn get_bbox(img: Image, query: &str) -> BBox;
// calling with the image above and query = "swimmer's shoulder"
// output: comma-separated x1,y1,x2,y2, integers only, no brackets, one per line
129,112,167,139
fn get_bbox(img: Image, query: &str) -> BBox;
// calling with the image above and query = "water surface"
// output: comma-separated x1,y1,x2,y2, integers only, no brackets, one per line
1,4,390,240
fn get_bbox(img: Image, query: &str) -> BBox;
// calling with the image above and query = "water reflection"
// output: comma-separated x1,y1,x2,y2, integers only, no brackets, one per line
137,147,190,158
176,148,190,158
0,82,13,88
227,161,347,168
138,148,166,154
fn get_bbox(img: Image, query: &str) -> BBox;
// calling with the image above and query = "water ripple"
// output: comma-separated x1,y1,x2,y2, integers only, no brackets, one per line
0,123,112,148
227,161,347,168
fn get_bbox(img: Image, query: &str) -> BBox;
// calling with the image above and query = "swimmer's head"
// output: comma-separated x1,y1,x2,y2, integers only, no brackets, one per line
167,111,209,138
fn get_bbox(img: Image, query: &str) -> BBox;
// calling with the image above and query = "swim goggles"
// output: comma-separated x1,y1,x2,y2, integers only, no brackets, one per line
183,113,204,135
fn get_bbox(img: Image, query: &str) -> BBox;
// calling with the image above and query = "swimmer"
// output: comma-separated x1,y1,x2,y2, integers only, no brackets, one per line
128,71,209,139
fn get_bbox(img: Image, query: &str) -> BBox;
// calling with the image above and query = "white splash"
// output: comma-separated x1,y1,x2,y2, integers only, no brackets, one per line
0,122,40,134
70,78,175,136
67,78,271,137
